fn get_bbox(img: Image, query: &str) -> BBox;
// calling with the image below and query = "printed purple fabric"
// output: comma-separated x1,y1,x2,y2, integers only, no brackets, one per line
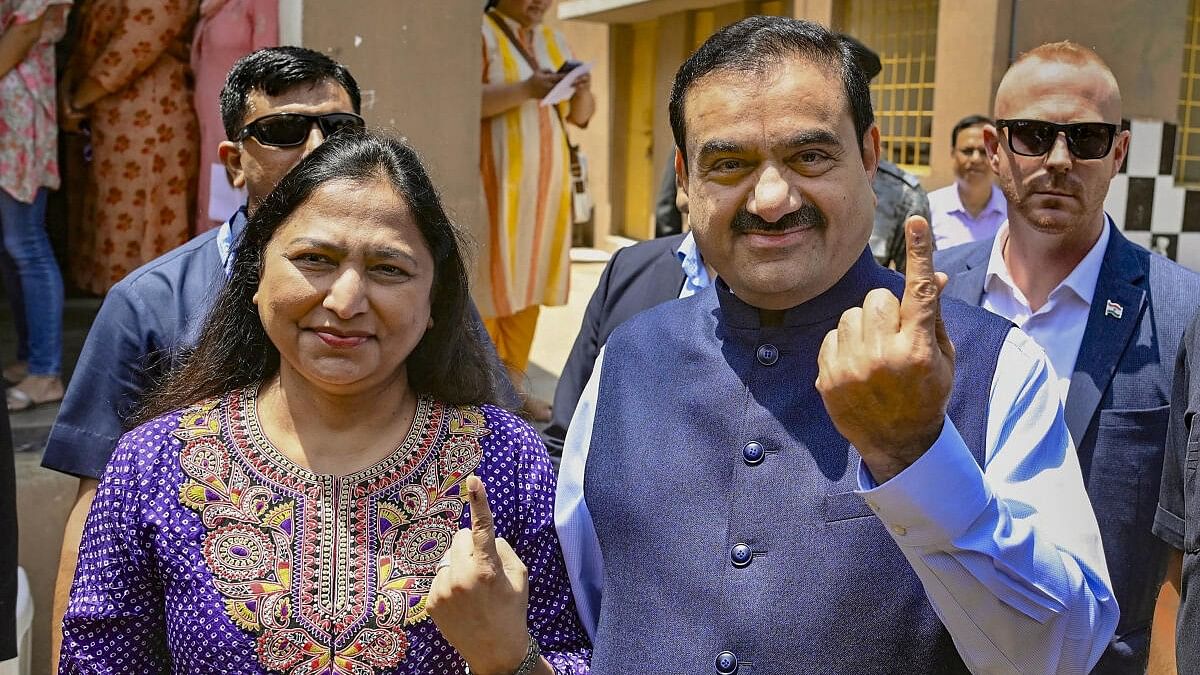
60,387,591,674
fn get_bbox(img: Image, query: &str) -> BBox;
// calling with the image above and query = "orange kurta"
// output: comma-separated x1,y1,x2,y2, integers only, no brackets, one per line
477,11,572,321
70,0,199,294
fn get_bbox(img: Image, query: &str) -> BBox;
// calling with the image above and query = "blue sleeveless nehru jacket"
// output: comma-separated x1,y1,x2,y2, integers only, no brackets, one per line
584,249,1011,674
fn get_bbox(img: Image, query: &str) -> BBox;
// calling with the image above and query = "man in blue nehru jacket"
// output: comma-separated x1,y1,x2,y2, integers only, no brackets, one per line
556,17,1117,674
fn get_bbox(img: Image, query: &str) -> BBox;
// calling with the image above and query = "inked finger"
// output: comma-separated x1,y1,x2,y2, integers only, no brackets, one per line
900,216,942,334
466,475,500,562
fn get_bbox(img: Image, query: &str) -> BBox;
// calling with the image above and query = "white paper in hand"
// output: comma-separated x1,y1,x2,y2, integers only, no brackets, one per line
540,62,593,107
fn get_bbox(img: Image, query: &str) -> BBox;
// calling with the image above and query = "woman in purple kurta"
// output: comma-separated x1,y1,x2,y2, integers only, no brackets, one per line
60,131,591,674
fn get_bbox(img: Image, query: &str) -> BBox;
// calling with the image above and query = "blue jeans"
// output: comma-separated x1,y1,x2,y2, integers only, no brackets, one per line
0,188,63,376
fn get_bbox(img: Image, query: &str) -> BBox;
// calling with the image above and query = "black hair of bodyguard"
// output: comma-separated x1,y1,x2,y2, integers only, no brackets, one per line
668,16,875,165
219,46,363,140
132,129,501,427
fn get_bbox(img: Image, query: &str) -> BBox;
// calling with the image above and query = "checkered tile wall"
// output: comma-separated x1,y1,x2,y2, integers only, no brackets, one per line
1104,118,1200,271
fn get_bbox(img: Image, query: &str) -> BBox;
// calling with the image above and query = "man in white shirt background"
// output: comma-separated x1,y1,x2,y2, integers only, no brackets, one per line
936,41,1200,674
927,114,1007,251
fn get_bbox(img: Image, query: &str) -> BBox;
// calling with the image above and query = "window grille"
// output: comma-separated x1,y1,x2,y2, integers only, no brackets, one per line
841,0,938,170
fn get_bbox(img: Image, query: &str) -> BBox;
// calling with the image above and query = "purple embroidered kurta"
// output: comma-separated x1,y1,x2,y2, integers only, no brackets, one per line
60,388,591,674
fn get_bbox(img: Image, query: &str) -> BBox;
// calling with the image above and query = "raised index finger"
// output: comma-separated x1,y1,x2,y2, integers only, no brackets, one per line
900,215,941,331
466,475,500,562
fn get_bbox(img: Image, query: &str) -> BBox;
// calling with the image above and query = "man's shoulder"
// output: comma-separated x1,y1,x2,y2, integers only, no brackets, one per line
926,184,958,209
934,238,992,273
1184,311,1200,359
1110,233,1200,307
1145,252,1200,322
608,233,686,271
875,160,923,191
109,228,224,301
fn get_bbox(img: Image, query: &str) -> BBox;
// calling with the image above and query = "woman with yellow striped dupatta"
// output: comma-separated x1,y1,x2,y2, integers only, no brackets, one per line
480,0,594,421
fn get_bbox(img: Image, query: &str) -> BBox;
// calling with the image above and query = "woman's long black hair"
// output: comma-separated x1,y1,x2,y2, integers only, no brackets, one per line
131,129,501,426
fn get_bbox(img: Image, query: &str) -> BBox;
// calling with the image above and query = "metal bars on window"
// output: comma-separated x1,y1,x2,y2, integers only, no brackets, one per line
842,0,938,171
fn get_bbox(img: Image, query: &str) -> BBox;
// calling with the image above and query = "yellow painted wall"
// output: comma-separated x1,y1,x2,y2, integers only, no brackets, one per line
620,20,660,239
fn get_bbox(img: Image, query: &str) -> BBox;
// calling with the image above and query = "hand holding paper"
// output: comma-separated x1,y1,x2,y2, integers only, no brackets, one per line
541,62,593,107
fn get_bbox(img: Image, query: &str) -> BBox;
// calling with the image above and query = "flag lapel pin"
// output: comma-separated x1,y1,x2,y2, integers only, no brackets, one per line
1104,299,1124,319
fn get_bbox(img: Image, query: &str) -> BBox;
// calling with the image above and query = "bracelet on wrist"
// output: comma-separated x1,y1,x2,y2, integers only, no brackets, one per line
463,634,540,675
510,634,540,675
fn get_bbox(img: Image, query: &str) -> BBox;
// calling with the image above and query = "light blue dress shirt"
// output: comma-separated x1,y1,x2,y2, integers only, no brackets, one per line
556,327,1118,674
675,231,710,298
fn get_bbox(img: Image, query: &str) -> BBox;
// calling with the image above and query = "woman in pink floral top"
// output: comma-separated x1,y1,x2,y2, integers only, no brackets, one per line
0,0,70,411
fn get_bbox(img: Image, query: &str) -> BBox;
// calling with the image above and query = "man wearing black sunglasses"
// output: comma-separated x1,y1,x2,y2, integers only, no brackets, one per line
42,46,514,669
937,41,1200,674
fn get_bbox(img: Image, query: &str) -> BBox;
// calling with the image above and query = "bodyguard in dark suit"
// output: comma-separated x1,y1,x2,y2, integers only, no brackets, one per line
543,233,687,456
935,41,1200,674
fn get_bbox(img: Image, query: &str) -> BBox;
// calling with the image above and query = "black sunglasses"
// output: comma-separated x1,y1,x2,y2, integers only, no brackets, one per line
995,119,1118,160
236,112,365,148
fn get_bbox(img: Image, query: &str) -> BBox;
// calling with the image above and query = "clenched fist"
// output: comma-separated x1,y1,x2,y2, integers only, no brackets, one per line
815,216,955,484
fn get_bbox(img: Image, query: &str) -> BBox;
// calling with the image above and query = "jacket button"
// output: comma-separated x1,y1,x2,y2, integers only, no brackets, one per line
716,651,738,674
742,441,765,465
756,343,779,366
731,543,753,568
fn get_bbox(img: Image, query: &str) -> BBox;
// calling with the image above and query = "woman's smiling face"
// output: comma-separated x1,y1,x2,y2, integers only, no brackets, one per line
253,176,436,395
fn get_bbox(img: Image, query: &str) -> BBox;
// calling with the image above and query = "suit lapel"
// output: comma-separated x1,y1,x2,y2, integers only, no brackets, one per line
941,242,991,306
1063,226,1147,445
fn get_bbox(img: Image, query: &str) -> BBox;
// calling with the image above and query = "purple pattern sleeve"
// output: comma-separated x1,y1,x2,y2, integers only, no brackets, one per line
59,415,180,674
476,406,592,674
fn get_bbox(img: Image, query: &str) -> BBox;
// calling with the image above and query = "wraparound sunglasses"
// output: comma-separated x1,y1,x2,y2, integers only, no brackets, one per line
236,112,366,148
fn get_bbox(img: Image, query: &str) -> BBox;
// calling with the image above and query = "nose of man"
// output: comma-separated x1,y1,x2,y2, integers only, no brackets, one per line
746,165,799,223
1043,133,1074,173
302,125,326,157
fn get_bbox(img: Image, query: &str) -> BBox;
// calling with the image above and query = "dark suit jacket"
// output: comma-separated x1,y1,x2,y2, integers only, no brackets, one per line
543,234,687,455
937,223,1200,674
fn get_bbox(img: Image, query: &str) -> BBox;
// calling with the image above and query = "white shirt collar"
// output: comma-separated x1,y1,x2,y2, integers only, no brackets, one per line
984,215,1111,307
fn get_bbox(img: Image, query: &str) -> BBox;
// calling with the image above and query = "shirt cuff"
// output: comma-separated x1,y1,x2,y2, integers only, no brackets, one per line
856,416,992,548
41,423,120,480
1153,505,1186,550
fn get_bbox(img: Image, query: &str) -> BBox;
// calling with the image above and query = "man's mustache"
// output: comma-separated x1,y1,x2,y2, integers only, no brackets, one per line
1028,174,1081,196
730,203,827,234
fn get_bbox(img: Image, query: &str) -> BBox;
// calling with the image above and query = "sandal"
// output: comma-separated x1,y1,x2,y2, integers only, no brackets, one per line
3,361,27,386
6,388,33,412
7,375,64,413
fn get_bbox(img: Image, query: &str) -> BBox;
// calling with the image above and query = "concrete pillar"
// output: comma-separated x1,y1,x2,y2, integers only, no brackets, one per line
546,14,613,247
299,0,484,253
653,12,690,195
926,0,1013,189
